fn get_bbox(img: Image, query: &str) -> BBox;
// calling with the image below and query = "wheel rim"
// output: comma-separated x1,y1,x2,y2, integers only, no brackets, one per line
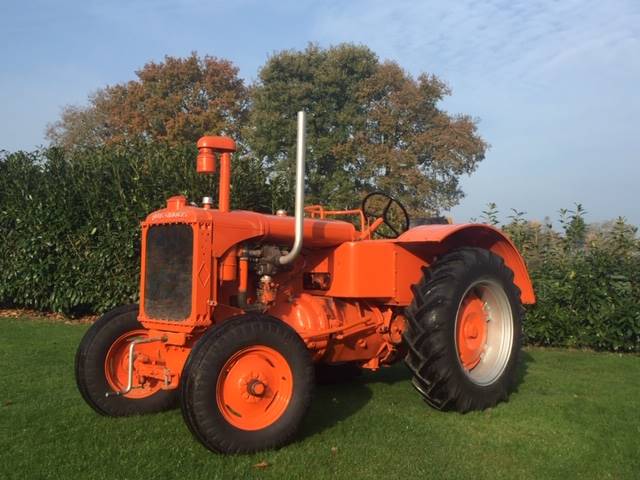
455,280,514,386
104,329,163,399
216,345,293,431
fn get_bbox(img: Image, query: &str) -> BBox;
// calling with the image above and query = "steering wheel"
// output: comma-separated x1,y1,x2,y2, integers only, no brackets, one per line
361,191,410,238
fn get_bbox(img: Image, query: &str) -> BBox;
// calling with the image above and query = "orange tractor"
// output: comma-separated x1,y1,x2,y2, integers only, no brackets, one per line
76,112,535,453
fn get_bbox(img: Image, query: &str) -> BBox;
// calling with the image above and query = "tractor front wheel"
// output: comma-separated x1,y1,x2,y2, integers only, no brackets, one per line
180,314,314,453
75,304,177,416
404,248,523,412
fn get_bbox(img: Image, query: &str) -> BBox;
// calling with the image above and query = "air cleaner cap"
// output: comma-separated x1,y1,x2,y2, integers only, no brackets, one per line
196,136,236,152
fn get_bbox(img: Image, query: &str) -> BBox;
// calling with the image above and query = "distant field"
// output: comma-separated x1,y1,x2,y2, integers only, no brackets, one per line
0,317,638,479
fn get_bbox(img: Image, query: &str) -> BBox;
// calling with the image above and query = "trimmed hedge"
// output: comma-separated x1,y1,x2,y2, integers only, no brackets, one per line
526,250,639,352
0,144,271,315
502,208,639,352
1,151,638,351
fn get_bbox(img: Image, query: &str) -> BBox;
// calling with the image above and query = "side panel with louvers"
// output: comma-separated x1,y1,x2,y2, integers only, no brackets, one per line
144,224,193,320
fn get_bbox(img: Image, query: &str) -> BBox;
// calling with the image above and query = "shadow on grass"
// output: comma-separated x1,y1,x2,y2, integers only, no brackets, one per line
516,350,534,391
299,362,412,439
361,362,412,385
299,381,372,438
299,350,533,438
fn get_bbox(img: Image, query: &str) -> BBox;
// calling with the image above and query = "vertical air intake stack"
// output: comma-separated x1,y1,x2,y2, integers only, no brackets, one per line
279,111,306,265
196,135,237,212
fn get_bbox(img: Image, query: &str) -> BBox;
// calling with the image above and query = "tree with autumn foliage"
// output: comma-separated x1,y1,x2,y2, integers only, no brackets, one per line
48,47,486,216
249,44,487,215
46,53,248,148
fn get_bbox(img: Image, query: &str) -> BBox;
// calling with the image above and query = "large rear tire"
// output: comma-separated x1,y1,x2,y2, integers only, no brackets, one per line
75,304,177,416
404,248,523,412
180,314,314,453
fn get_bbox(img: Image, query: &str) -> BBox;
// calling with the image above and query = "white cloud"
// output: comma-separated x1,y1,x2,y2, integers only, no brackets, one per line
305,0,640,224
311,0,640,90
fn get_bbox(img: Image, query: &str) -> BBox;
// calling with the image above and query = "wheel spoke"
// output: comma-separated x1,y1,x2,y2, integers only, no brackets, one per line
382,198,394,216
386,222,400,237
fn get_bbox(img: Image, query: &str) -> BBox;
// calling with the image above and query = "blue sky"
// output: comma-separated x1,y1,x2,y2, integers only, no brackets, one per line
1,0,639,225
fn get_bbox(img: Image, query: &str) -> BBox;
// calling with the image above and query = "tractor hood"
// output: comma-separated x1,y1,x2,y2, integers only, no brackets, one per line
143,195,358,259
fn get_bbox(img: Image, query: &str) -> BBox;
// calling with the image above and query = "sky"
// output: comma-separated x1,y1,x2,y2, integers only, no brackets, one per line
1,0,639,225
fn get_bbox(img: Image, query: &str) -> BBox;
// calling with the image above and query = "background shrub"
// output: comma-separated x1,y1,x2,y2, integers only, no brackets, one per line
1,151,638,352
0,144,271,315
500,207,639,352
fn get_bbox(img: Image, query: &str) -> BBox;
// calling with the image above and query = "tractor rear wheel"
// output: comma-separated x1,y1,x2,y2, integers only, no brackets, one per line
180,314,314,453
75,304,177,416
404,248,523,412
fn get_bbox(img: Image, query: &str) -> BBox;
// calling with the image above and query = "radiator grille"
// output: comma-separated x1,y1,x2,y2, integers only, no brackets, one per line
144,224,193,320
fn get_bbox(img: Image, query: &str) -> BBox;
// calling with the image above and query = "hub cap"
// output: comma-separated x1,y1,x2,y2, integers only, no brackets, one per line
455,280,514,386
216,346,293,431
457,295,488,370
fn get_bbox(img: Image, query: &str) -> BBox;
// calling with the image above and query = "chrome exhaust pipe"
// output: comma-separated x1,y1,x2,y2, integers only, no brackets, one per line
279,111,306,265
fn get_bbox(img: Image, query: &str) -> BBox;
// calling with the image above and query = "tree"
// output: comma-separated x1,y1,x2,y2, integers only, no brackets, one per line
47,53,248,148
248,44,487,215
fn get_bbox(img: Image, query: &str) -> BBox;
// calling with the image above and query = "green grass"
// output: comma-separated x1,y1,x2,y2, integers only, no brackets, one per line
0,318,638,480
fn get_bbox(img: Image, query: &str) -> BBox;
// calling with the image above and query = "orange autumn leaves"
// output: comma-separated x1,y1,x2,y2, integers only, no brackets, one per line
47,45,487,215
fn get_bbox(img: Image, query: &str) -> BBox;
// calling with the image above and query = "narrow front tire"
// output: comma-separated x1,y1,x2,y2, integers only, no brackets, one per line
180,314,314,453
75,304,177,416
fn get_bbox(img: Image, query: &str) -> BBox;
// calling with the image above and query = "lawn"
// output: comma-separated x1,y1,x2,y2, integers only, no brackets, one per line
0,317,638,480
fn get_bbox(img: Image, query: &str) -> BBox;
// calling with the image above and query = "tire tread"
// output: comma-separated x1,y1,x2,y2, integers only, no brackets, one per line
404,248,524,412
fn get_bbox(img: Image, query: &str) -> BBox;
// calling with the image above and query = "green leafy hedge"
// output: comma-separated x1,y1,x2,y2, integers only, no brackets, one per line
525,250,639,352
498,205,639,352
0,144,271,315
1,151,638,352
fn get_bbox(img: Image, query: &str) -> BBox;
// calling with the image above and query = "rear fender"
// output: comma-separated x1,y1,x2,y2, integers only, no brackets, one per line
396,224,535,304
